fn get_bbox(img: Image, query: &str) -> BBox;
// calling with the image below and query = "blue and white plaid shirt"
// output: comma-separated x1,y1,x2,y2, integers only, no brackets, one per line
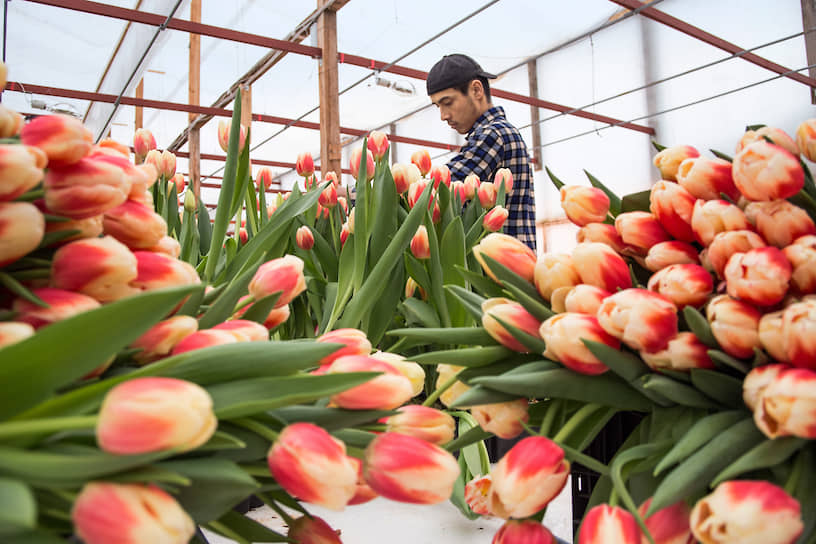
447,106,536,250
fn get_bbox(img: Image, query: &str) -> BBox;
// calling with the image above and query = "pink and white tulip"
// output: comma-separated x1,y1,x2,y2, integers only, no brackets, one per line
540,312,618,375
474,233,537,284
130,315,198,364
0,144,47,201
21,114,93,166
470,399,530,439
706,294,762,359
677,156,740,202
649,180,697,242
784,234,816,295
481,297,542,353
410,149,432,177
732,140,805,202
596,288,678,353
644,241,700,272
653,145,700,181
560,185,610,227
493,519,556,544
572,242,633,294
533,253,581,301
706,230,766,279
51,236,138,302
724,246,791,306
131,251,200,292
386,405,456,445
647,263,713,308
249,255,306,308
640,332,715,372
0,201,44,266
328,355,414,410
579,504,642,544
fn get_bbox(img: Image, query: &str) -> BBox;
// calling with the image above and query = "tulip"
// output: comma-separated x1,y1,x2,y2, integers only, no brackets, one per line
295,225,315,251
473,233,537,284
643,241,699,272
385,405,456,445
157,150,176,179
640,331,715,372
0,105,23,139
328,355,414,410
724,246,791,306
337,194,348,215
405,276,427,300
130,251,201,292
436,363,471,407
533,252,581,301
732,140,804,202
706,294,762,359
145,235,181,258
647,263,713,308
494,168,514,194
129,315,198,364
482,297,542,353
781,299,816,370
493,520,556,544
648,180,696,242
483,205,509,232
406,178,429,209
347,456,378,506
217,119,247,154
369,351,425,396
143,149,162,174
21,113,93,165
340,221,350,246
450,180,467,203
596,288,678,353
464,173,480,199
690,480,803,544
615,211,671,254
391,162,420,194
784,234,816,295
12,287,100,329
744,199,815,248
743,364,787,411
130,163,158,200
97,377,216,454
471,399,530,439
287,516,343,544
171,329,239,355
572,242,633,293
478,181,497,208
0,144,47,201
365,129,389,161
691,199,752,247
0,201,45,266
411,149,432,176
706,230,766,279
71,482,194,544
560,185,610,227
576,222,630,254
167,173,185,194
44,154,133,219
315,328,371,366
464,475,493,516
489,436,570,519
363,431,460,504
579,504,642,544
350,147,375,182
0,322,34,349
133,128,157,163
212,319,269,342
254,166,273,191
750,366,816,438
429,164,451,189
102,199,167,250
564,284,611,315
51,236,139,302
758,311,789,364
795,118,816,162
653,145,700,181
737,126,800,156
540,312,619,374
410,225,431,259
248,255,306,308
677,156,740,201
268,422,358,510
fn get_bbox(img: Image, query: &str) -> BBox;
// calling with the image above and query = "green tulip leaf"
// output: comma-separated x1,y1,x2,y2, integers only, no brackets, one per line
0,478,36,534
478,253,539,301
689,368,744,408
584,169,622,216
712,437,806,486
386,327,496,346
682,306,719,349
583,340,651,382
212,510,289,542
409,346,513,367
401,298,442,328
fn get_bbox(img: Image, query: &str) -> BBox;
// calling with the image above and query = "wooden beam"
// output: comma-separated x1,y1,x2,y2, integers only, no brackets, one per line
134,78,143,130
188,0,201,197
240,84,252,137
317,4,341,178
389,123,398,164
527,60,542,171
803,0,816,103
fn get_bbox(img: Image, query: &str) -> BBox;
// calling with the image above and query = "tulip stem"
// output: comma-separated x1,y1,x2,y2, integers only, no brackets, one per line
258,493,297,526
784,450,805,495
552,403,602,444
49,488,77,504
0,415,97,439
422,368,465,407
231,417,279,443
538,399,561,437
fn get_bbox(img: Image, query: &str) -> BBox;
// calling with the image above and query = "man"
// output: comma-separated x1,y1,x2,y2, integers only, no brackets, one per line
426,54,536,251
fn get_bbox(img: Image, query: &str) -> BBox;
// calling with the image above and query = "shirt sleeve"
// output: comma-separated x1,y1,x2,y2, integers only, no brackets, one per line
447,127,504,183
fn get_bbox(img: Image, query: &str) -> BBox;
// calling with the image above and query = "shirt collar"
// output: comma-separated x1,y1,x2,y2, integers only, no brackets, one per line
467,105,506,138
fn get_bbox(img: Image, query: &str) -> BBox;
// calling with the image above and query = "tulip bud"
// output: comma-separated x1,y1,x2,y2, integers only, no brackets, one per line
363,432,460,504
597,288,678,353
640,331,714,372
72,482,194,544
647,263,713,308
0,322,34,349
724,246,791,306
481,297,542,353
743,363,787,412
473,232,537,284
450,180,467,203
51,236,139,302
143,149,162,174
478,181,497,208
366,130,390,161
315,328,371,366
493,519,556,544
677,156,740,201
156,150,175,179
21,114,93,165
560,185,610,227
0,105,24,139
471,399,530,439
255,166,273,191
171,329,239,355
0,144,47,201
757,310,788,364
328,355,414,410
690,480,803,544
577,222,630,254
97,377,216,454
386,405,456,445
489,436,570,519
564,284,611,315
706,294,762,359
44,154,132,219
795,118,816,162
350,147,375,182
744,199,815,248
391,162,420,194
732,140,805,202
287,516,343,544
653,145,700,181
411,149,432,177
129,315,198,364
319,182,338,209
464,173,480,199
784,234,816,295
579,504,642,544
429,164,451,189
131,163,158,200
494,168,514,194
483,205,509,232
12,287,100,330
268,422,358,510
465,475,493,516
295,225,315,251
103,199,168,249
649,180,697,242
340,221,350,246
691,199,752,247
781,299,816,370
347,455,378,506
533,253,581,301
706,230,766,279
167,173,185,195
131,251,201,292
615,211,671,254
407,178,429,208
217,120,247,154
643,241,700,272
369,351,425,396
572,242,633,293
751,366,816,439
410,225,431,259
405,276,427,300
249,255,307,308
0,201,45,266
133,128,157,163
212,319,269,342
540,312,619,374
737,126,800,156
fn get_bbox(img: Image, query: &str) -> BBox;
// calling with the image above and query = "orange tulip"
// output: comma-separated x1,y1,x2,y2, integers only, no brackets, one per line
386,405,456,445
750,366,816,439
706,294,761,359
478,181,497,208
103,199,168,249
217,119,247,154
732,140,805,201
367,130,389,160
649,180,697,242
133,128,156,163
410,225,431,259
737,126,800,156
561,185,610,227
648,263,713,308
471,399,530,439
564,284,611,315
691,199,752,247
0,144,47,201
644,240,700,272
248,255,307,308
482,297,542,353
44,155,131,219
724,246,791,306
464,475,493,516
21,113,93,165
653,145,699,181
391,162,420,194
615,211,671,253
410,149,432,176
577,222,630,254
677,156,740,201
533,253,581,301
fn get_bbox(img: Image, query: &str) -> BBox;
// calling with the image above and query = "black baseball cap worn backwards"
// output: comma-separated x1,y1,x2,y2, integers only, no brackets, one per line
426,54,497,95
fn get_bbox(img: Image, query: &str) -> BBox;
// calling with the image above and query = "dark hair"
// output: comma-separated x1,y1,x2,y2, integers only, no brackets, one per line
454,76,491,101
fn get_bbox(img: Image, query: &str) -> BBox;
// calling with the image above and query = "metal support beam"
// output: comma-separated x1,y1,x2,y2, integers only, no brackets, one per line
317,2,341,178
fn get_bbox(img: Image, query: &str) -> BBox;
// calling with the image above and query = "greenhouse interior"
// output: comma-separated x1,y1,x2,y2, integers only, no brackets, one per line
1,0,815,543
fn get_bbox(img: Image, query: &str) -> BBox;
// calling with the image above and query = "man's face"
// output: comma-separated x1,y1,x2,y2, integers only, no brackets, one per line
430,85,481,135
